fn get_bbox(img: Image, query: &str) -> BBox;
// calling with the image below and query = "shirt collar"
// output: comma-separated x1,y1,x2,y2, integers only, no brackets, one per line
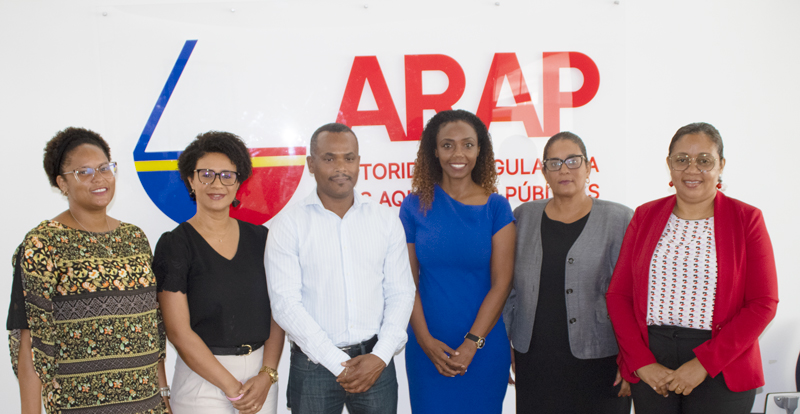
303,187,364,210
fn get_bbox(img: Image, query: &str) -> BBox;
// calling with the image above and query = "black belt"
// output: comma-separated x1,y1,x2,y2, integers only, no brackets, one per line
209,341,264,356
292,335,378,358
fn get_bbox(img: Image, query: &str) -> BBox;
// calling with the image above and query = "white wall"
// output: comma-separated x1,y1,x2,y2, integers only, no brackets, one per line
0,1,797,412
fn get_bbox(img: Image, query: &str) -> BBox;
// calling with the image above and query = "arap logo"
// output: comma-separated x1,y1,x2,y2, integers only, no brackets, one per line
134,41,305,225
337,52,600,141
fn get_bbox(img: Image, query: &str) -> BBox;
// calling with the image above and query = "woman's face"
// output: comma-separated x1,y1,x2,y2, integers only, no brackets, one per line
434,121,480,181
542,139,589,198
189,152,240,214
56,144,115,211
667,133,725,206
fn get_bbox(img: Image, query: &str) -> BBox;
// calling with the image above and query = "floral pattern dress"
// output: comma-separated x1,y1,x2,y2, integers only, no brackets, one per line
7,220,167,414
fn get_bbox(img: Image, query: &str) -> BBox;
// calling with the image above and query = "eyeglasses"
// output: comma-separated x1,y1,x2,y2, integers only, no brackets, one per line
669,154,717,172
61,162,117,182
194,169,239,186
543,155,585,171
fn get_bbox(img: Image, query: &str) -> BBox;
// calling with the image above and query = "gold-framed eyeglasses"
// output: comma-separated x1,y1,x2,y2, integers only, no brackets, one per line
61,161,117,182
194,169,239,186
668,153,717,172
543,155,585,171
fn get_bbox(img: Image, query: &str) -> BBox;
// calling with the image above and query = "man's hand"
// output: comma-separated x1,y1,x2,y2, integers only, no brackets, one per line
336,354,386,393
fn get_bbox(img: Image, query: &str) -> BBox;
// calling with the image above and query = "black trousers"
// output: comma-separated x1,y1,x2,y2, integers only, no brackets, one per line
631,325,756,414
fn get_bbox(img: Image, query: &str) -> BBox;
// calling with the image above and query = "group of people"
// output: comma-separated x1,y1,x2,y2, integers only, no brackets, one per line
7,109,778,414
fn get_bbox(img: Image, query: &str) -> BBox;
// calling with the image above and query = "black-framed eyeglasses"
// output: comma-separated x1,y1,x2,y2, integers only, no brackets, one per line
669,153,717,172
543,155,584,171
61,161,117,182
194,169,239,186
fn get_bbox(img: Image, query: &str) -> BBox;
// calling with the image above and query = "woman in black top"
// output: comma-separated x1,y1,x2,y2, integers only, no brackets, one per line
154,131,284,414
504,132,632,414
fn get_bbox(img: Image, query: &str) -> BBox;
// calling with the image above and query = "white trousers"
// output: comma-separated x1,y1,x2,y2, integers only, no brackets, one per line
170,351,279,414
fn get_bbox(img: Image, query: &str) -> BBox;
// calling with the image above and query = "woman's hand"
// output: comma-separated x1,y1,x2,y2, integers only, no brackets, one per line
635,363,674,397
449,340,478,376
659,358,707,396
232,373,272,414
614,368,631,397
419,335,465,377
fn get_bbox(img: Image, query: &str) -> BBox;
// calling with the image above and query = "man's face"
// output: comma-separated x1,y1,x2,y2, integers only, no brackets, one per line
307,131,360,202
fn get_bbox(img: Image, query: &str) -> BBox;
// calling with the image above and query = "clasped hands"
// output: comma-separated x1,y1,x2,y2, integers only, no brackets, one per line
635,358,708,397
336,354,387,393
419,336,477,377
223,371,274,414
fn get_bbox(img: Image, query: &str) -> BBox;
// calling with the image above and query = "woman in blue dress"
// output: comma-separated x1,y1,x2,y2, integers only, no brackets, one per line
399,110,516,413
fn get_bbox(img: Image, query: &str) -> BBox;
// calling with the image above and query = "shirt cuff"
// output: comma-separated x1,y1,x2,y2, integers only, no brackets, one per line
319,346,351,377
370,340,397,367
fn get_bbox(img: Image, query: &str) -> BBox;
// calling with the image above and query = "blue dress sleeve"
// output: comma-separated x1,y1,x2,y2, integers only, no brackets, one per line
489,193,515,235
399,194,419,243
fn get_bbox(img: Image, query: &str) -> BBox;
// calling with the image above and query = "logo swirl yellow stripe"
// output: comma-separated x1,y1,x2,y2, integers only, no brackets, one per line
135,155,305,172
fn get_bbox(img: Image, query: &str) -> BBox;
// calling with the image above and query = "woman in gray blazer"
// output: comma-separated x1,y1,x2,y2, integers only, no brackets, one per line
503,132,633,414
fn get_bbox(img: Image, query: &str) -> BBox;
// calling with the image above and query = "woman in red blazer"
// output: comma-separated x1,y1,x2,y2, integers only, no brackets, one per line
606,122,778,414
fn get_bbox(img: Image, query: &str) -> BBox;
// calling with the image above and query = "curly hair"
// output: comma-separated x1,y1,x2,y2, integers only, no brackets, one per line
178,131,252,200
411,110,497,212
43,127,111,188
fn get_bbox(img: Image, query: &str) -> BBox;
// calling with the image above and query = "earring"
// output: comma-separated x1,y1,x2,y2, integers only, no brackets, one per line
716,180,722,189
190,189,195,196
669,181,674,187
232,198,241,208
586,178,590,184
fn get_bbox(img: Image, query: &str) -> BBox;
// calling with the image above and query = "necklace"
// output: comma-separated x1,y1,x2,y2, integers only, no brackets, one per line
213,221,234,243
70,210,111,233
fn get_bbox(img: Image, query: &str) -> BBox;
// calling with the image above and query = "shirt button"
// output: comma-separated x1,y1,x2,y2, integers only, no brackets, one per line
566,289,573,294
569,318,577,324
568,258,574,264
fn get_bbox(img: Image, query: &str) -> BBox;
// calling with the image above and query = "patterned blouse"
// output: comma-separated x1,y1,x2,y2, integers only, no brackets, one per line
647,214,718,330
7,220,167,414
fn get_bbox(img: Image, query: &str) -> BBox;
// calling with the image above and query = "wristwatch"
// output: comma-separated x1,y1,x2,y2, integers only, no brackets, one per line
259,365,279,384
464,332,485,349
160,386,171,398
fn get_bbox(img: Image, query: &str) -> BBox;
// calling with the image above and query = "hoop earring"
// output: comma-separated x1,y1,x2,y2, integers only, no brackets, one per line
669,181,674,187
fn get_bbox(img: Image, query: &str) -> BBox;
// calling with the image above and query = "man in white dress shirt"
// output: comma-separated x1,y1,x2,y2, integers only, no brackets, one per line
266,123,415,414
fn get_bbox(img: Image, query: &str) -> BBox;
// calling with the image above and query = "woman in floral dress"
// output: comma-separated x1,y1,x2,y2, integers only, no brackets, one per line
7,127,170,413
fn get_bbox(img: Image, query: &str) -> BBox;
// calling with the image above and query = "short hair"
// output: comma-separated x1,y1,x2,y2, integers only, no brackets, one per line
668,122,724,160
43,127,111,188
178,131,252,200
542,131,588,161
410,109,497,211
309,123,357,156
